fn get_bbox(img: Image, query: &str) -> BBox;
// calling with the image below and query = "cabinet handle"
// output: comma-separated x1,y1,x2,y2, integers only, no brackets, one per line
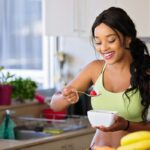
73,0,87,34
73,0,79,32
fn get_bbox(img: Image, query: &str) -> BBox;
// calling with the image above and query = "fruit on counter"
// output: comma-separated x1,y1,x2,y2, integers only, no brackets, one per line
120,131,150,146
90,90,97,96
117,131,150,150
117,139,150,150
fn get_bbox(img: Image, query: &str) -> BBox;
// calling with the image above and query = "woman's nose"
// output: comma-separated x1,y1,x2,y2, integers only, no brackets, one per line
100,43,109,52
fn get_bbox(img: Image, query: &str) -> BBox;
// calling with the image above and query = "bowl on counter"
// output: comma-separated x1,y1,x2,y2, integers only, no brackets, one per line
87,110,117,127
43,108,67,120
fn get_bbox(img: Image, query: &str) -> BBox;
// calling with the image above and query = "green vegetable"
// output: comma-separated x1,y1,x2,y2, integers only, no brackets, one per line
10,77,37,102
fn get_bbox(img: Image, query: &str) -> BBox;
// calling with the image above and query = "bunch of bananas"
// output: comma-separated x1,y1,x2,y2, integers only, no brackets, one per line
117,131,150,150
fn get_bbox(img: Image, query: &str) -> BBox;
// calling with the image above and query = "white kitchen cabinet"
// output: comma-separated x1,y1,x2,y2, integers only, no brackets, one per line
84,0,150,37
43,0,117,37
43,0,87,36
116,0,150,37
43,0,150,37
85,0,117,37
21,133,94,150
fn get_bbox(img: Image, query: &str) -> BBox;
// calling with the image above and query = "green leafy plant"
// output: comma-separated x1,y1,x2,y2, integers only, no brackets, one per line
0,66,14,85
10,77,37,103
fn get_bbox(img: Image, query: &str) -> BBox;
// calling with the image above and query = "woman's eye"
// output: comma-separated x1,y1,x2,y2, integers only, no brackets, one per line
95,42,101,45
108,38,115,43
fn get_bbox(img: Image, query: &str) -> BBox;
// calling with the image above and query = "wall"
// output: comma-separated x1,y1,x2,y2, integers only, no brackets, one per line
53,36,97,89
146,43,150,52
62,36,96,75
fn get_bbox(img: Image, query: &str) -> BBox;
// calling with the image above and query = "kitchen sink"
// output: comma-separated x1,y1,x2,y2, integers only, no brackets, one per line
14,116,88,140
14,125,51,140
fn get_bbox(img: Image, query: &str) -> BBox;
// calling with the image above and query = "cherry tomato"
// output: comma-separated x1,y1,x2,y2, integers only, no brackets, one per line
89,90,97,96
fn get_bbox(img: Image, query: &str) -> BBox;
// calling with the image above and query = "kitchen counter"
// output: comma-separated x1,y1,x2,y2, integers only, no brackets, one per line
0,125,95,150
0,102,95,150
0,102,47,123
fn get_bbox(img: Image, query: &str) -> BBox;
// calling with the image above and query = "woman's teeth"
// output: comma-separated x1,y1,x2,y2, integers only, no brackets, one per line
103,52,114,59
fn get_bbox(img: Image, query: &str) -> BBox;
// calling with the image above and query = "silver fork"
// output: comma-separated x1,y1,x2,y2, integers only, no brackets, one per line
77,90,101,97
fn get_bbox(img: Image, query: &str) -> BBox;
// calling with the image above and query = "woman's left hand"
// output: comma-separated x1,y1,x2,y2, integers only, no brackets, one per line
95,115,129,132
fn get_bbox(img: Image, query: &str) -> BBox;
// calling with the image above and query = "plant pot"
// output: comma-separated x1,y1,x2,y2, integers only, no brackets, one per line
0,85,12,105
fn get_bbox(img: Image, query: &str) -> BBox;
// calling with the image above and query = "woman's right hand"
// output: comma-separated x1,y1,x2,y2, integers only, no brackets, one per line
62,87,79,104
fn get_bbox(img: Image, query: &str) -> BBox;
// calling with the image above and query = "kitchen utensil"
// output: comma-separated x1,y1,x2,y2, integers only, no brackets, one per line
77,90,101,97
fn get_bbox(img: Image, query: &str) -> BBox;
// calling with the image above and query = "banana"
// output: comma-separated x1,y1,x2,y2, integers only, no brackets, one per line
120,131,150,146
117,139,150,150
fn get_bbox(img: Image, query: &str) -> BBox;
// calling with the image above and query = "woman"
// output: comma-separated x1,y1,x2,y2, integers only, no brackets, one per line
50,7,150,148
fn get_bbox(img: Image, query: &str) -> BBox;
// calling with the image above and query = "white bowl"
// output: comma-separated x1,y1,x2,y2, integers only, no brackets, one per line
87,110,117,127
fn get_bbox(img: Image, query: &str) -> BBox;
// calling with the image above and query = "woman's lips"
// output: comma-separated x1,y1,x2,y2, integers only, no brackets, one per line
103,52,115,60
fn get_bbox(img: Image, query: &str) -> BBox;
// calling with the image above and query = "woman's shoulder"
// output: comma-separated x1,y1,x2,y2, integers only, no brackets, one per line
87,59,105,70
84,59,105,81
79,59,105,75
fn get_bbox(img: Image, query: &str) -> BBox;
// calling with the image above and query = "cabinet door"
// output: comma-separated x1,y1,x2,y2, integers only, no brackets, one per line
85,0,116,37
21,133,94,150
67,133,94,150
43,0,74,36
43,0,87,36
21,140,67,150
116,0,150,37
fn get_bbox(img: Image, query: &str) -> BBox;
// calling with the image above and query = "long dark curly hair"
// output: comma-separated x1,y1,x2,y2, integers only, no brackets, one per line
91,7,150,121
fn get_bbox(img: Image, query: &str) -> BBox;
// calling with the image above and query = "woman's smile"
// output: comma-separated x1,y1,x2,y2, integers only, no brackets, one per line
103,51,115,60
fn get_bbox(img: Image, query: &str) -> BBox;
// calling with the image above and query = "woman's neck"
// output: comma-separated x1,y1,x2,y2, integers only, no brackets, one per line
106,51,133,72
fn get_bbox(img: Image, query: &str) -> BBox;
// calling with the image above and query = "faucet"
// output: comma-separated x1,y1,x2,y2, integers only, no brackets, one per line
5,109,16,117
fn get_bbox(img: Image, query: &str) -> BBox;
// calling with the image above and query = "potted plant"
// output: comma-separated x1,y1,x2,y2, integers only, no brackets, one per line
9,77,37,103
0,66,14,105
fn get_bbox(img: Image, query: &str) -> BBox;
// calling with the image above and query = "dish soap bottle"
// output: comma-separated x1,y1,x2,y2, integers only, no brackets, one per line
0,110,16,139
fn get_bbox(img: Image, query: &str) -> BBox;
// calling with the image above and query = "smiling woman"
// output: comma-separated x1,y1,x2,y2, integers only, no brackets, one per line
50,7,150,148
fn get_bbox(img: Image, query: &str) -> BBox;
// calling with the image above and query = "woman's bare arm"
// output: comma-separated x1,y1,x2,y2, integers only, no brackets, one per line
50,60,104,111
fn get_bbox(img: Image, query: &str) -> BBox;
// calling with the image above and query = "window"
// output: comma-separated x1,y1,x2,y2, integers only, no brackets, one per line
0,0,51,88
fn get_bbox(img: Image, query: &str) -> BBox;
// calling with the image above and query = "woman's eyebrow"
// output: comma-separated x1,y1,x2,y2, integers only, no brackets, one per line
106,33,116,37
94,33,116,39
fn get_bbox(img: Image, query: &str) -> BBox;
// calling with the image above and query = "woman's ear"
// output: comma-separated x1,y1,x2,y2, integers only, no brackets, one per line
125,37,132,48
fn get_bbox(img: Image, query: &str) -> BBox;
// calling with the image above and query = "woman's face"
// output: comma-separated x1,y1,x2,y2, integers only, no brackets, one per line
94,23,130,64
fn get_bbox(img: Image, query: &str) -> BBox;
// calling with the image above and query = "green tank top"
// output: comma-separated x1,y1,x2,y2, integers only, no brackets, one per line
91,64,144,122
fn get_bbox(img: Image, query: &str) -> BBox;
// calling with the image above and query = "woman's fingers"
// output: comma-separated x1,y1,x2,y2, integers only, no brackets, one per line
62,87,79,104
65,95,78,104
95,115,129,132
